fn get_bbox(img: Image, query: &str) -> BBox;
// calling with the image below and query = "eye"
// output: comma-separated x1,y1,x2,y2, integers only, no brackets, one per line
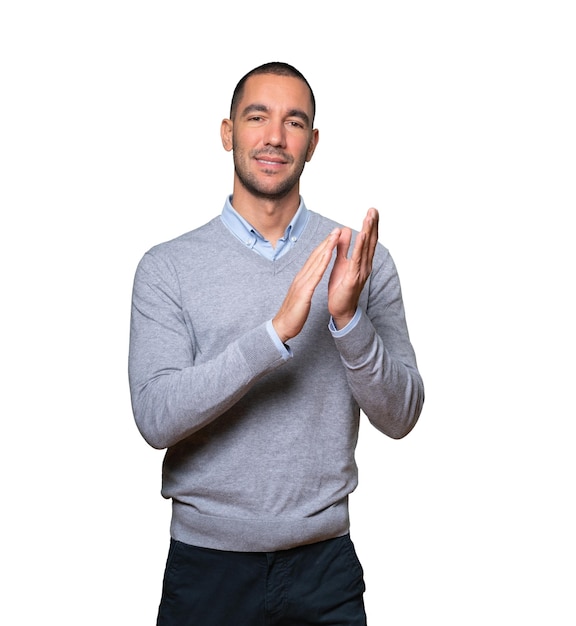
287,120,304,129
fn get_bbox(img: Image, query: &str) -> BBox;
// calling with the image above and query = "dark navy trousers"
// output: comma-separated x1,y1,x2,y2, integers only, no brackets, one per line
156,534,367,625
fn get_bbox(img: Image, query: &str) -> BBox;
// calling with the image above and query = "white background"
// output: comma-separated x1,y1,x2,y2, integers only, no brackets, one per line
1,1,574,624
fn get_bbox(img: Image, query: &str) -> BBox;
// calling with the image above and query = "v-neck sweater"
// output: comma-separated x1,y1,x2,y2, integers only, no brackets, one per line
129,209,424,551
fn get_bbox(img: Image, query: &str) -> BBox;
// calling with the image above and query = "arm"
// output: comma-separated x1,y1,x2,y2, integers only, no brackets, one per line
128,251,286,449
333,252,424,439
328,208,424,438
129,228,343,450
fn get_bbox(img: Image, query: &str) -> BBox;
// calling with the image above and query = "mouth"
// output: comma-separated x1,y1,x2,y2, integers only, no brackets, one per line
257,158,286,165
253,152,291,167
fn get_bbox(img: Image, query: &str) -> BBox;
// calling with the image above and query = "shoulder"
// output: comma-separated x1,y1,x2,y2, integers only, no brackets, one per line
134,217,225,282
148,216,222,258
145,217,226,264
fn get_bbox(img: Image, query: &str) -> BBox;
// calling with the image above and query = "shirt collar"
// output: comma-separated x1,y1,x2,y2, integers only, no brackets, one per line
220,195,309,248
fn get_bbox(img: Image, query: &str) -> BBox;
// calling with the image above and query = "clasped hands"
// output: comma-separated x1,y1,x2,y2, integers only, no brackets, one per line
272,208,379,343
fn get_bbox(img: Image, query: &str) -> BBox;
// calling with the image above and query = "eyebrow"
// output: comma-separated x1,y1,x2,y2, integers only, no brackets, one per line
241,103,310,127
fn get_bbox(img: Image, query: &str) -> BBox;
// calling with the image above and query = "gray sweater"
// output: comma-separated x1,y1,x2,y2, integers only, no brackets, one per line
128,209,424,551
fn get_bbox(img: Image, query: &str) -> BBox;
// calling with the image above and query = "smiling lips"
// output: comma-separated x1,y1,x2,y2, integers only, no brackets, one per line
253,151,292,167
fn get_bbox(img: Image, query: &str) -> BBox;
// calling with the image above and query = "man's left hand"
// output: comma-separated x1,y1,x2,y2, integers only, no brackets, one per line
328,208,379,330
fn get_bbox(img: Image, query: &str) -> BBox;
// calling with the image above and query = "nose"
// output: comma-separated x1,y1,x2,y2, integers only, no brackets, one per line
263,118,286,148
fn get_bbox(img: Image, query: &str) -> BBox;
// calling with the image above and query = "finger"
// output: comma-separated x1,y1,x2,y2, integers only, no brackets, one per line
297,228,339,272
296,228,340,283
359,208,378,271
335,227,352,262
368,208,379,248
311,228,341,270
340,231,363,282
346,216,374,279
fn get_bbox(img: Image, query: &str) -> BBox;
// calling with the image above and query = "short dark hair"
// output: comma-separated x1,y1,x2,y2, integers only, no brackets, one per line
230,62,316,123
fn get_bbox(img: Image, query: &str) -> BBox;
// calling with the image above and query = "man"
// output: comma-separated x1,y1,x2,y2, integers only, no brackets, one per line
129,62,424,625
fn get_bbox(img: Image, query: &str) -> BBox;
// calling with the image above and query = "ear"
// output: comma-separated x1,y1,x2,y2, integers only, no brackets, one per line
306,128,319,162
221,118,233,152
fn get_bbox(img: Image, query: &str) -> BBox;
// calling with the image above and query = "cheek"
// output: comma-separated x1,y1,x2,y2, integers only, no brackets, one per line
234,128,261,146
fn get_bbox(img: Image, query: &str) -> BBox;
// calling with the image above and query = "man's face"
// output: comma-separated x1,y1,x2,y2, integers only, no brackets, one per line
223,74,318,201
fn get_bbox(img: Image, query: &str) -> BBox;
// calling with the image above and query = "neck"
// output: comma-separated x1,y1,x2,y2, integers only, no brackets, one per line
231,184,301,246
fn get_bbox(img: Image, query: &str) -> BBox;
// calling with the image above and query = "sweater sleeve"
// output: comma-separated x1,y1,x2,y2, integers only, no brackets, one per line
332,246,424,439
128,250,287,449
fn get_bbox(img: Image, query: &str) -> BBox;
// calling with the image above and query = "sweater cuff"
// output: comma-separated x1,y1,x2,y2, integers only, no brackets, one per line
331,309,377,366
236,322,292,378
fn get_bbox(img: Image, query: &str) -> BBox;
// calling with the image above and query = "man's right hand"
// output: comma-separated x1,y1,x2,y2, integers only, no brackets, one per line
272,228,341,343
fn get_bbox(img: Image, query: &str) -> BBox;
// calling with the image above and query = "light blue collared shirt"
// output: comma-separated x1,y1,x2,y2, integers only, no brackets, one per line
220,196,360,358
220,195,309,261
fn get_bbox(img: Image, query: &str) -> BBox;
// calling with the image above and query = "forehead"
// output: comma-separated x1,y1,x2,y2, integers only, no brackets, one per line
239,74,314,117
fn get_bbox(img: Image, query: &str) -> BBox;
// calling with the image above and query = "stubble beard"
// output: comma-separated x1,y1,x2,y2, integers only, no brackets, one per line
232,145,307,201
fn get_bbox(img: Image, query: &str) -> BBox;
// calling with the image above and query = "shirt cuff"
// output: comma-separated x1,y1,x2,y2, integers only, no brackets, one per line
266,320,293,360
328,308,362,338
